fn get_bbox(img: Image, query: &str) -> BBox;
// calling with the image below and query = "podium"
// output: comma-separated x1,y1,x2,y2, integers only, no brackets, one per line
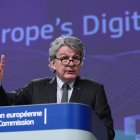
0,103,108,140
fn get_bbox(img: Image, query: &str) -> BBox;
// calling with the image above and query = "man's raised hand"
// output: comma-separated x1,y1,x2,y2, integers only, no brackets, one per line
0,54,5,81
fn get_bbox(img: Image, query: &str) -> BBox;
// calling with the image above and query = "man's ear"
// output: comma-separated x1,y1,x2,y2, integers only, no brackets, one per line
49,60,56,72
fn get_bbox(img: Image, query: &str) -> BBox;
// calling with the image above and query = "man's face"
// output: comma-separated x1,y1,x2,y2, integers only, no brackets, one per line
50,45,82,83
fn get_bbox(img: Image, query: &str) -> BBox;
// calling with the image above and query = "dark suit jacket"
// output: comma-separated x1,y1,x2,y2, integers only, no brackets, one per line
0,77,115,140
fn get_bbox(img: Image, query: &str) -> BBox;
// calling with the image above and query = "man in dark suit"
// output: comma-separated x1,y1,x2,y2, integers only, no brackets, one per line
0,36,115,140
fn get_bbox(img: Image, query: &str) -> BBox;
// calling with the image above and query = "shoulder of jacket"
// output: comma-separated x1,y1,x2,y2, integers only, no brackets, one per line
79,77,103,87
31,77,53,84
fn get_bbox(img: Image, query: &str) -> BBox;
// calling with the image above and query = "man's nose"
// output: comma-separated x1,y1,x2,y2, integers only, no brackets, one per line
68,60,74,66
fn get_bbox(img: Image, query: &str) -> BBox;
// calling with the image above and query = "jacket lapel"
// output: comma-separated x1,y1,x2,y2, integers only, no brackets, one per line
45,77,83,103
46,77,57,103
70,77,82,102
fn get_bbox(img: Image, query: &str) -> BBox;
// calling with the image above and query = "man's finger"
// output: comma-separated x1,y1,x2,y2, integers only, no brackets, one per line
0,54,5,65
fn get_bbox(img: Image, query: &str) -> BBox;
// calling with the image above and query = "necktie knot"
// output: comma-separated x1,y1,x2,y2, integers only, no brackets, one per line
62,83,70,90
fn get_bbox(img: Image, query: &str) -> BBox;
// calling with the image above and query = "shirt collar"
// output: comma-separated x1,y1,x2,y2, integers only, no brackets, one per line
57,77,64,89
56,77,75,89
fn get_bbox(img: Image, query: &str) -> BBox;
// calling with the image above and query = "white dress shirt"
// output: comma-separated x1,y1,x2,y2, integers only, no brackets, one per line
56,77,74,103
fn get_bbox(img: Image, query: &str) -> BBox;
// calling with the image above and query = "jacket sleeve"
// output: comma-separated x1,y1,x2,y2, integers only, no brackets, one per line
0,83,33,106
94,84,115,140
0,85,12,106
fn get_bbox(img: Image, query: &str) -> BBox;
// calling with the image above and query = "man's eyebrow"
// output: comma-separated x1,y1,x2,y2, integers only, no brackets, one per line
57,53,67,56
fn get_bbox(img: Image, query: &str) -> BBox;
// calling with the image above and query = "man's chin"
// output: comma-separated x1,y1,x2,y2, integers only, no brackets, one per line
64,75,77,82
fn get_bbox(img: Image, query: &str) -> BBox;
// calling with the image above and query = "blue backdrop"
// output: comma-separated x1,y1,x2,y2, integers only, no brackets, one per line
0,1,140,139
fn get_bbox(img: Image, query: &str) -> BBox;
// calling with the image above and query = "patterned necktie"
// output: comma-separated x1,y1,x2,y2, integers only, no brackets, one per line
61,84,69,103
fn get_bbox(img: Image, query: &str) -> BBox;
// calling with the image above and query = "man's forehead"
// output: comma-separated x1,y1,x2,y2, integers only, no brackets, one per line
57,46,79,53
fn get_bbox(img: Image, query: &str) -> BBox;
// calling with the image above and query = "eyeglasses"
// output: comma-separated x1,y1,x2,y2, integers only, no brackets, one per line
55,56,82,66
